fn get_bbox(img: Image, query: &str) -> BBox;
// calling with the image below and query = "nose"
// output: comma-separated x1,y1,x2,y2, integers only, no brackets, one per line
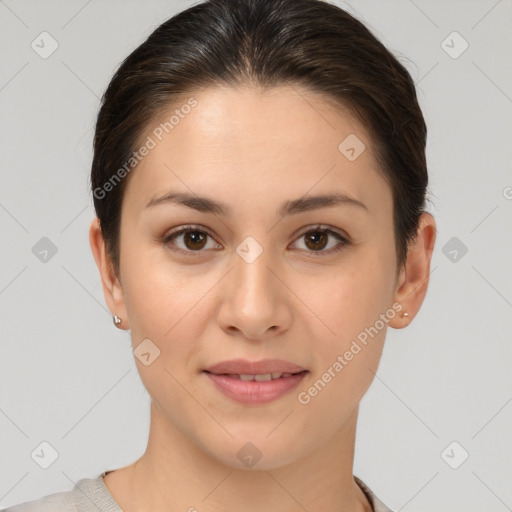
217,246,293,341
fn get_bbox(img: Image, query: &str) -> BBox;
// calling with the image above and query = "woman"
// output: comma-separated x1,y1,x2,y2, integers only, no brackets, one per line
5,0,436,510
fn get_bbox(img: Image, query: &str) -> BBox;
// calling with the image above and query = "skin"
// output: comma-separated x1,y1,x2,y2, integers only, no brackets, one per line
90,84,436,512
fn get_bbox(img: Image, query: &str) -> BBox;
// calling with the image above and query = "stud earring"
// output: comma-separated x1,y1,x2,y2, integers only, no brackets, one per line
401,311,409,318
113,314,122,327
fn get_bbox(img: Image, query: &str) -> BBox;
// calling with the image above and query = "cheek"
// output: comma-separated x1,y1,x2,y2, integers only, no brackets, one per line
306,256,395,348
119,240,195,335
294,246,396,408
120,245,223,375
120,252,208,405
294,264,393,430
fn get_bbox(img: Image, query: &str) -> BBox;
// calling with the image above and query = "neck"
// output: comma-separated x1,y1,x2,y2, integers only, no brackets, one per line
105,401,372,512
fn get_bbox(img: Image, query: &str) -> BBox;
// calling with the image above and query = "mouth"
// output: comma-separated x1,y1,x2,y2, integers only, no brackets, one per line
202,359,309,405
203,358,307,376
203,370,308,381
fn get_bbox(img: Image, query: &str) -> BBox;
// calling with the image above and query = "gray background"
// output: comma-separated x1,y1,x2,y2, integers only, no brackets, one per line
1,1,511,510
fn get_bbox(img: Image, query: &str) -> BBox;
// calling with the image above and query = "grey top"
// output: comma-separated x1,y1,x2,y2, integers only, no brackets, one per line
2,471,394,512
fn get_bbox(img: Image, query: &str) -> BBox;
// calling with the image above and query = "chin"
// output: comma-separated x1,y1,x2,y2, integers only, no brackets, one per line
199,429,309,471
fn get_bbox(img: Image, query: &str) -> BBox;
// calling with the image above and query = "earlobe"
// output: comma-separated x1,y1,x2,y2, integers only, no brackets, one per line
89,218,130,330
389,212,436,329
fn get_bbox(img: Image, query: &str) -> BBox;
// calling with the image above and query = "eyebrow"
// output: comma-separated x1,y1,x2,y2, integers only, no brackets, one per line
145,191,368,216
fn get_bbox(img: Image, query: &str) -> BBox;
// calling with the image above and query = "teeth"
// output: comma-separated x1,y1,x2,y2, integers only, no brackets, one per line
239,374,257,381
254,373,272,381
238,372,287,381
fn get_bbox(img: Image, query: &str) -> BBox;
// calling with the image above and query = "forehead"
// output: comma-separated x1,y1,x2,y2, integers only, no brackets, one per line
123,84,391,216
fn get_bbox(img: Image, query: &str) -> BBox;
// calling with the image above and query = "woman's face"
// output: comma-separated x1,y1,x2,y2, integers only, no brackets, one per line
106,84,406,468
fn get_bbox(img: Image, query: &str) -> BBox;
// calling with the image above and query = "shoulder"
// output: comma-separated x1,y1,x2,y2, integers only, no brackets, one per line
1,487,78,512
1,473,122,512
354,476,395,512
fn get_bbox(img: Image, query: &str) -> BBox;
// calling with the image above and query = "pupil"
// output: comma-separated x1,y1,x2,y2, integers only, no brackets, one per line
185,231,206,250
306,231,327,250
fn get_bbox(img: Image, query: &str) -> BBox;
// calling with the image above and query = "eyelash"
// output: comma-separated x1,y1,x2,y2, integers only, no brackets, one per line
162,224,351,257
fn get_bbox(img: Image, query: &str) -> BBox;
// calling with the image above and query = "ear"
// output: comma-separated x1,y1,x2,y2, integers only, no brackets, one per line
389,212,436,328
89,217,130,330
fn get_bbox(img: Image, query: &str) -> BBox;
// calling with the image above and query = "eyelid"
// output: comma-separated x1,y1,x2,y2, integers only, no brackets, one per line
163,224,220,256
293,223,349,241
289,224,351,255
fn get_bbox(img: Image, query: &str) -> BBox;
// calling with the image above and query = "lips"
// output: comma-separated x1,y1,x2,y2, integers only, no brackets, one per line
202,359,308,404
204,358,306,376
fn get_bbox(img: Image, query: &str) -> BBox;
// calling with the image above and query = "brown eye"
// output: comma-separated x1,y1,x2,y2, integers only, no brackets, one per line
182,230,208,250
163,226,220,256
304,230,329,251
292,226,350,256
